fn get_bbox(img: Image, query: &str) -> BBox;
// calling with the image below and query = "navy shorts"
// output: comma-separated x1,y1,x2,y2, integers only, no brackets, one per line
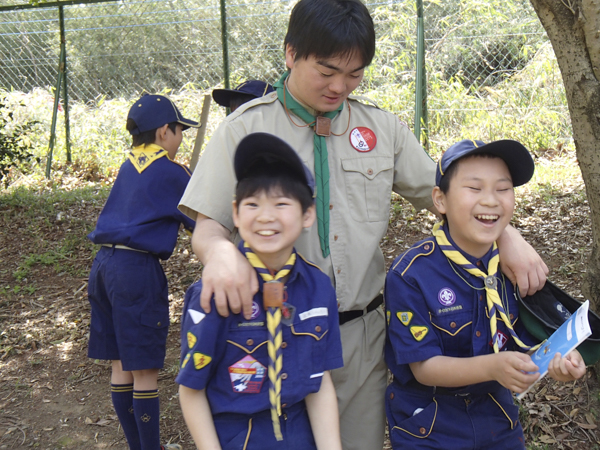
213,401,316,450
87,246,169,371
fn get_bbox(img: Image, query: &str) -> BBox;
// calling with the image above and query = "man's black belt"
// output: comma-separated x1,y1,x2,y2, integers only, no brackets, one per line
339,293,383,325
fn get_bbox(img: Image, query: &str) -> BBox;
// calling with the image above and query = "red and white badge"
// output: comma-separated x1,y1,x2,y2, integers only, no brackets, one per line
349,127,377,152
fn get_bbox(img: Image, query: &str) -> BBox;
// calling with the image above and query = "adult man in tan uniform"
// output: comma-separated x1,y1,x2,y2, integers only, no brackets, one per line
179,1,548,449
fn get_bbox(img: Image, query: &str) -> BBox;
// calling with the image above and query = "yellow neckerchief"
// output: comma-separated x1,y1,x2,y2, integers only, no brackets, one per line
128,143,169,174
242,242,296,441
432,221,539,353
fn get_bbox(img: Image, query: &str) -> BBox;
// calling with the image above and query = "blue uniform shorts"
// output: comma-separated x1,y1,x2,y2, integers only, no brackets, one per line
386,381,525,449
87,246,169,371
214,401,316,450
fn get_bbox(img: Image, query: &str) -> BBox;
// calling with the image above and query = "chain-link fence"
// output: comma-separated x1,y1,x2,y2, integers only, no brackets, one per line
0,0,566,157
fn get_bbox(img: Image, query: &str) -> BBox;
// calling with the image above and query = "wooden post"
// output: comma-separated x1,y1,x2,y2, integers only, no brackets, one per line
190,94,212,172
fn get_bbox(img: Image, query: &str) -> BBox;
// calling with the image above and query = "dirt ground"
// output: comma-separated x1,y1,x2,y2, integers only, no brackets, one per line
0,163,599,449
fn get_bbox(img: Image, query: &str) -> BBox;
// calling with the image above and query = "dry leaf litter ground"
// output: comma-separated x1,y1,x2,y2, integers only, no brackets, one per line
0,152,598,449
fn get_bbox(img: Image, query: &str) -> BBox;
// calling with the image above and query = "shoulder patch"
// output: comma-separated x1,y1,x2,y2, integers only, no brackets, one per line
396,311,413,326
392,239,436,276
410,325,429,341
193,352,212,370
187,331,197,350
181,352,191,369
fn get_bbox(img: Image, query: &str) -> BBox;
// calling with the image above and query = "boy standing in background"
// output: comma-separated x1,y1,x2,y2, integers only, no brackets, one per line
87,94,197,450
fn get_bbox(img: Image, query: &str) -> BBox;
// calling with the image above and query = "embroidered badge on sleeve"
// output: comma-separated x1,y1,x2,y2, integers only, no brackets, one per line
410,325,429,341
397,311,413,326
193,353,212,370
187,331,197,350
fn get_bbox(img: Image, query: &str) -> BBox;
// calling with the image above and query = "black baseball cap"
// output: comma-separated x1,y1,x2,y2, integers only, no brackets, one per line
234,133,315,197
127,94,199,135
436,139,534,187
212,80,275,108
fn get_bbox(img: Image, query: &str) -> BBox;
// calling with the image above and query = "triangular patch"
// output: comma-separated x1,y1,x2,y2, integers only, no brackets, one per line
187,331,197,350
181,352,191,369
193,352,212,370
397,311,413,326
410,325,429,341
188,308,206,324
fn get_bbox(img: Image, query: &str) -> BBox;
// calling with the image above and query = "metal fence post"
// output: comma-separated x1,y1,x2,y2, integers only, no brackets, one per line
59,5,71,163
220,0,230,114
414,0,428,149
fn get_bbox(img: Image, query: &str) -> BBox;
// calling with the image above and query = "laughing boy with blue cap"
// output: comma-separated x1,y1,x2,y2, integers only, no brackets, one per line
384,139,586,449
87,94,198,450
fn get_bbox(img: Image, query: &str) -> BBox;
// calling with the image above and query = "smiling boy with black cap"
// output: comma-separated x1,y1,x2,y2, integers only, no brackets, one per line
177,132,343,449
87,94,198,450
384,139,586,449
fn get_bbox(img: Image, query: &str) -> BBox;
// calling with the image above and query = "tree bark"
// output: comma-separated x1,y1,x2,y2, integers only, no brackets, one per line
529,0,600,312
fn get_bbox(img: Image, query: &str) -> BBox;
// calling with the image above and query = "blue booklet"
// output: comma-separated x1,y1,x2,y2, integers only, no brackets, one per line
517,300,591,400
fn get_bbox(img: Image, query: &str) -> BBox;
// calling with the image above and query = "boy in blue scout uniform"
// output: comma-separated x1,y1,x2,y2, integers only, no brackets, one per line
384,140,586,449
177,132,344,450
87,94,198,450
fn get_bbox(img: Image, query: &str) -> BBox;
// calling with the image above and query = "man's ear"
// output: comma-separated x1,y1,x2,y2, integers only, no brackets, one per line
302,204,316,229
285,44,297,71
432,186,447,215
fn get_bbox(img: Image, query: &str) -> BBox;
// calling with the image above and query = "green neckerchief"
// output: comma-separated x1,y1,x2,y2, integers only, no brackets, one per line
274,72,343,258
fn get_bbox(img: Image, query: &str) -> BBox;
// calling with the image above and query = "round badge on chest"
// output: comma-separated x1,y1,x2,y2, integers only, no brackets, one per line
349,127,377,152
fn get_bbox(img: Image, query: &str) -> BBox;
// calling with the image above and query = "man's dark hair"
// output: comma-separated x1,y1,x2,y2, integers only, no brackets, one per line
284,0,375,67
236,164,313,214
126,119,178,147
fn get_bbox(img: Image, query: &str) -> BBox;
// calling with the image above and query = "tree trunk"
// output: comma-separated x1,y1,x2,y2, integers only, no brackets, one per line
529,0,600,312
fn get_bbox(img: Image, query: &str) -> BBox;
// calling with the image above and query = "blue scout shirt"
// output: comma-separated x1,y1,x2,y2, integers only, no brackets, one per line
384,226,537,449
384,225,536,388
176,247,343,416
88,144,195,260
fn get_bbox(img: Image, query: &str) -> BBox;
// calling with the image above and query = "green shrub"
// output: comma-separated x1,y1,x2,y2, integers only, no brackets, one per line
0,95,41,186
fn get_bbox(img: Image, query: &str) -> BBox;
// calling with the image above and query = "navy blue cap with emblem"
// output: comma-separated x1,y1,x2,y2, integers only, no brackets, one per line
436,139,534,187
234,132,315,198
127,94,199,135
212,80,275,108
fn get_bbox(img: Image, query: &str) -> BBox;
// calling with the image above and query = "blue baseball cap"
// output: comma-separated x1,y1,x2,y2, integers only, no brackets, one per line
234,132,315,198
127,94,199,135
436,139,534,187
212,80,275,108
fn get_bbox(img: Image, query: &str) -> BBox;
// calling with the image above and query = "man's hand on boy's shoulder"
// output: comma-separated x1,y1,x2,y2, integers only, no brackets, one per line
199,239,258,320
497,225,549,296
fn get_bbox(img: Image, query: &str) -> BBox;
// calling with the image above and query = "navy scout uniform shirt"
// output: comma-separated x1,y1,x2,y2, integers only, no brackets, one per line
176,246,343,415
88,144,195,260
384,225,536,389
